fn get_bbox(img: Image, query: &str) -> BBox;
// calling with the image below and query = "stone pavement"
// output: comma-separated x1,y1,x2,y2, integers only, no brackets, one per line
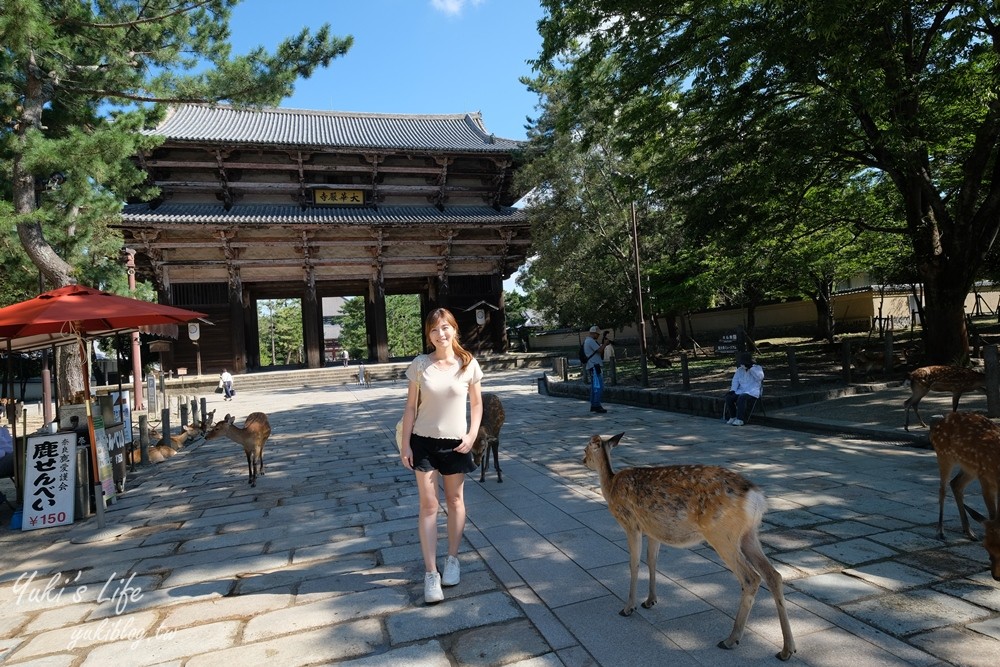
1,368,998,666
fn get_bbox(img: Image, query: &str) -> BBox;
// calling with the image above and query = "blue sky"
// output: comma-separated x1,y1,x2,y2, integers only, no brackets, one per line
229,0,546,141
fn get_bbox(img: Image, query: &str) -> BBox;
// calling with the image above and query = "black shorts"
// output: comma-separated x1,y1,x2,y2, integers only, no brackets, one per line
411,433,477,475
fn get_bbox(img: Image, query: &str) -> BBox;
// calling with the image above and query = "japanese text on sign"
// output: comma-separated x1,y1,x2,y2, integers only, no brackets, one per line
312,188,365,205
21,433,76,530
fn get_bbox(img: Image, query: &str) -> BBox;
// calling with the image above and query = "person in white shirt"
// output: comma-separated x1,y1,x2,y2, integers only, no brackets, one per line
220,369,234,401
399,308,483,604
724,352,764,425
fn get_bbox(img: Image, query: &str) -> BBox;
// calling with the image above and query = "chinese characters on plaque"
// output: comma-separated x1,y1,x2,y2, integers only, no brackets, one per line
312,188,365,205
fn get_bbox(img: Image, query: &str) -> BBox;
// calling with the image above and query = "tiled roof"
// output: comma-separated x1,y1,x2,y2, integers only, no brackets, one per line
144,104,524,152
120,203,527,225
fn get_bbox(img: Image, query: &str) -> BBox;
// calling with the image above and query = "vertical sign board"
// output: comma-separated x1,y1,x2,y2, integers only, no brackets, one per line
146,374,157,412
105,423,127,493
110,391,133,444
92,415,116,506
21,432,76,530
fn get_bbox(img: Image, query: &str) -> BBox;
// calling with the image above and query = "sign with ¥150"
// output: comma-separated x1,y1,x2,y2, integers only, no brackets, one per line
21,432,77,531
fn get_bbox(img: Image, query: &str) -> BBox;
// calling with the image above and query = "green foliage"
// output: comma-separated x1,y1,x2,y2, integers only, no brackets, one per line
257,299,304,366
535,1,1000,361
0,0,351,389
337,295,423,360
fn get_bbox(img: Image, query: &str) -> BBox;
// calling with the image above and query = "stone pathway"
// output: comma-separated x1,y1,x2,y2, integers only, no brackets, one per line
0,368,997,666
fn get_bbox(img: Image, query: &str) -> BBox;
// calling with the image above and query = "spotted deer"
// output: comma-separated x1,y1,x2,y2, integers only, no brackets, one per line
205,412,272,487
583,433,796,660
904,365,986,431
472,392,505,483
929,412,1000,580
583,433,795,660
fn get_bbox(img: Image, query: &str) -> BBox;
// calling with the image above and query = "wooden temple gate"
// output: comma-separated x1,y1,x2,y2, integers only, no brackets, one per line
116,105,530,373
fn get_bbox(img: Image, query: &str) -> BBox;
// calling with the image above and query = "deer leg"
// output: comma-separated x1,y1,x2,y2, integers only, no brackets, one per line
619,528,643,617
492,439,502,483
258,447,265,477
937,462,951,539
709,532,761,653
478,444,488,483
950,469,977,539
742,535,796,661
642,538,661,609
982,480,1000,520
246,450,255,487
952,392,962,411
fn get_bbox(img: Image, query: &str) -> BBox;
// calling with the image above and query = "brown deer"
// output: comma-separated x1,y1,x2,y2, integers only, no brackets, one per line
904,365,986,431
928,412,1000,579
205,412,272,487
472,393,505,483
583,433,796,661
127,443,177,465
852,348,904,380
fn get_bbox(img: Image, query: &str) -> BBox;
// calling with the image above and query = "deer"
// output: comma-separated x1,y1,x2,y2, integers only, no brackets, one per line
904,365,986,431
472,393,505,483
583,433,796,661
205,412,272,487
127,443,177,465
852,348,905,380
928,412,1000,579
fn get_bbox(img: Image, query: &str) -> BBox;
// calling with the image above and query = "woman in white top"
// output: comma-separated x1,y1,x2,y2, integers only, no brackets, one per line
400,308,483,604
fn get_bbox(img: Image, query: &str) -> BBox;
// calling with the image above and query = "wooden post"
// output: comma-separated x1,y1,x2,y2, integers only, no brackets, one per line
985,345,1000,418
787,349,799,386
180,402,189,429
161,408,171,449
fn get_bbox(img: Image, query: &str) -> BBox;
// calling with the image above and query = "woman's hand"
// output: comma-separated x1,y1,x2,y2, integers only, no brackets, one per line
401,446,413,469
454,434,475,455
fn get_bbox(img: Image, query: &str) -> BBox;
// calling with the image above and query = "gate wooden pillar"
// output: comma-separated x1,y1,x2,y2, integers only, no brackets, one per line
228,281,248,373
302,281,323,368
365,279,389,363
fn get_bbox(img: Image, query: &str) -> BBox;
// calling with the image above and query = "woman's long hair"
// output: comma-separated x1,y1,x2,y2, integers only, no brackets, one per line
425,307,473,371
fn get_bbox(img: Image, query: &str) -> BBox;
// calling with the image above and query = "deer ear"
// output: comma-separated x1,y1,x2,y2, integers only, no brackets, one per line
965,504,987,524
607,432,625,448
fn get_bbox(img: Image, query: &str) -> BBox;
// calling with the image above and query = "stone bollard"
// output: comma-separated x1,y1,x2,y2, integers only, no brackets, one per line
191,399,200,428
200,397,208,424
883,330,894,377
842,340,853,384
139,414,150,465
787,349,799,386
180,402,189,428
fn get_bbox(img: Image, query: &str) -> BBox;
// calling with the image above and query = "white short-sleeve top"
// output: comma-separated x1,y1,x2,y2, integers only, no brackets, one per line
407,354,483,440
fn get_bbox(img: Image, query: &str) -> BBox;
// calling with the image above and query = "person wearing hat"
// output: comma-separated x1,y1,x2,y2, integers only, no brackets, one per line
724,351,764,425
583,325,609,413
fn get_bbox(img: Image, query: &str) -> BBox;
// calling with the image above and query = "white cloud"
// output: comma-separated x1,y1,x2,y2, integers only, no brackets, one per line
430,0,485,16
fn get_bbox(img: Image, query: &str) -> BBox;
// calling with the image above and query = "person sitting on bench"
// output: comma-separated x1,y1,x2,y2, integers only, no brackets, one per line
724,352,764,426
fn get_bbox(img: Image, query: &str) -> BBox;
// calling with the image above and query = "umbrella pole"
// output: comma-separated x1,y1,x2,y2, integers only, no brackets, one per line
80,338,106,529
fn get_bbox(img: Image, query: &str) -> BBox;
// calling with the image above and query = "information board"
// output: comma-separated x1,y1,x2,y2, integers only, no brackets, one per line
92,415,116,506
21,432,77,531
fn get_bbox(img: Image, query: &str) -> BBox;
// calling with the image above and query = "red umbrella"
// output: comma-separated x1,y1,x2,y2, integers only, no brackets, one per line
0,285,206,529
0,284,207,345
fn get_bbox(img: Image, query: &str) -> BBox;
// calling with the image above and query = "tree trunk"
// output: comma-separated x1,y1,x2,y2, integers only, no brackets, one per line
13,59,84,397
920,272,971,364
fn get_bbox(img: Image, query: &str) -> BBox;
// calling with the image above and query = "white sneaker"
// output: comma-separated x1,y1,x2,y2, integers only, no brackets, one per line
726,418,736,425
424,571,444,604
442,555,460,587
732,419,744,426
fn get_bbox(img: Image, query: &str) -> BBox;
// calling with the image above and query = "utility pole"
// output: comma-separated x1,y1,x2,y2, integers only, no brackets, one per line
631,201,649,387
122,248,144,410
